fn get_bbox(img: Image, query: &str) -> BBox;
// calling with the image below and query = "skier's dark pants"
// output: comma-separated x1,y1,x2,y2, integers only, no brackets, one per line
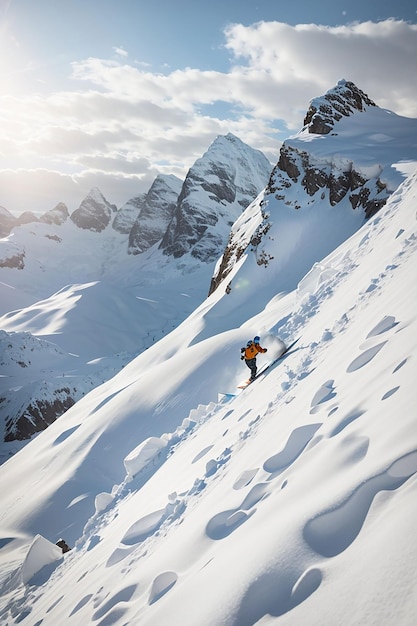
245,358,257,380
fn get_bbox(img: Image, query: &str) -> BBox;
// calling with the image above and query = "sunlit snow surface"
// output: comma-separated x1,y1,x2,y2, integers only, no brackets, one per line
0,98,417,625
0,159,416,624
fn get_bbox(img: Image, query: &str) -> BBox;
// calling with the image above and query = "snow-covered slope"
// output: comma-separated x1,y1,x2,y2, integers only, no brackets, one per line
0,133,272,448
0,158,416,625
210,80,417,295
1,81,417,458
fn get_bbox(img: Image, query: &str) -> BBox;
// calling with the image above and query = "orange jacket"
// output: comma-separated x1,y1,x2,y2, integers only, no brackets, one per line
243,342,266,360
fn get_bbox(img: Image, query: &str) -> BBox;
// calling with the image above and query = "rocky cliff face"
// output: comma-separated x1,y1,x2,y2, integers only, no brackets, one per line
272,80,388,218
303,80,376,134
112,195,146,235
159,133,271,262
0,137,271,446
209,80,417,294
70,187,118,232
128,174,182,254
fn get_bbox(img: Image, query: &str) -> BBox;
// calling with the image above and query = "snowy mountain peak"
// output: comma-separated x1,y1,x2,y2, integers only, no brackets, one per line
127,173,183,255
303,79,377,135
0,205,17,237
70,187,118,232
159,133,271,261
210,81,417,294
40,202,69,226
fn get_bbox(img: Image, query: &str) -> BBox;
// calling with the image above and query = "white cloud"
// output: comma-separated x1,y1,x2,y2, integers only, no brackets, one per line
113,46,128,58
224,19,417,119
0,19,415,213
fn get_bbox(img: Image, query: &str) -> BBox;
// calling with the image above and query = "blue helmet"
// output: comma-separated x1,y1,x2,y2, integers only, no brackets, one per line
254,336,260,343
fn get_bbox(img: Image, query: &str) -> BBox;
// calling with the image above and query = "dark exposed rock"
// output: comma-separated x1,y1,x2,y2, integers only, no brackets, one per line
303,79,376,135
70,188,117,232
160,133,271,262
277,146,301,182
4,389,76,441
127,175,182,254
209,81,400,295
0,251,25,269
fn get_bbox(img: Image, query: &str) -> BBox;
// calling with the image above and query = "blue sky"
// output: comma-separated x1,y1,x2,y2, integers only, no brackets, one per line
0,0,416,213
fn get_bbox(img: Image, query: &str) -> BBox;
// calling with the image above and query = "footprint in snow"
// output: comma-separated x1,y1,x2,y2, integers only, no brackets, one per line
192,445,214,463
346,341,387,373
233,468,259,490
328,407,366,438
91,584,137,621
347,315,399,372
309,380,336,414
365,315,399,338
263,423,322,475
206,482,270,540
303,449,417,557
381,386,400,400
206,425,322,540
232,565,323,624
120,508,166,546
148,571,178,605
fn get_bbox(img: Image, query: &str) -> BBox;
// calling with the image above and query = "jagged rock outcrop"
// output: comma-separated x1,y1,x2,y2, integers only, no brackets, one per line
40,202,69,225
159,133,271,262
0,206,17,238
0,240,25,269
70,187,117,232
270,80,390,217
209,80,417,294
0,330,88,444
3,387,76,441
127,175,183,254
303,80,376,134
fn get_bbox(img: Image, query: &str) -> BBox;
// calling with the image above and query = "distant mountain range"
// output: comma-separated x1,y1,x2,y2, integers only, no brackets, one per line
0,79,416,455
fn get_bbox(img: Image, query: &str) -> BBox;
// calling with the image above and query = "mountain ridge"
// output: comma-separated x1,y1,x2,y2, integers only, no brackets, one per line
0,79,416,454
0,161,415,626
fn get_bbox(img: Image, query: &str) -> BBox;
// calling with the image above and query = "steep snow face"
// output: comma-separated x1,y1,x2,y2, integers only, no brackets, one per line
112,194,146,235
0,169,415,626
70,187,118,232
1,83,415,457
210,82,417,295
128,174,183,254
160,133,272,262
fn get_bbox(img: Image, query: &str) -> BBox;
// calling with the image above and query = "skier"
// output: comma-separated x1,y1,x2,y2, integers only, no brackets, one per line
240,336,267,382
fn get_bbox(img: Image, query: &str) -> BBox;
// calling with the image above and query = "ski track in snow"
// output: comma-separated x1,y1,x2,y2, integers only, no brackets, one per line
31,310,416,624
2,209,417,624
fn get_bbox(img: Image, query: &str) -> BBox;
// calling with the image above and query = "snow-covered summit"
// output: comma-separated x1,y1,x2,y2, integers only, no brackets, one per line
160,132,272,261
303,78,377,135
70,186,118,232
127,174,183,254
210,81,417,294
40,202,69,226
